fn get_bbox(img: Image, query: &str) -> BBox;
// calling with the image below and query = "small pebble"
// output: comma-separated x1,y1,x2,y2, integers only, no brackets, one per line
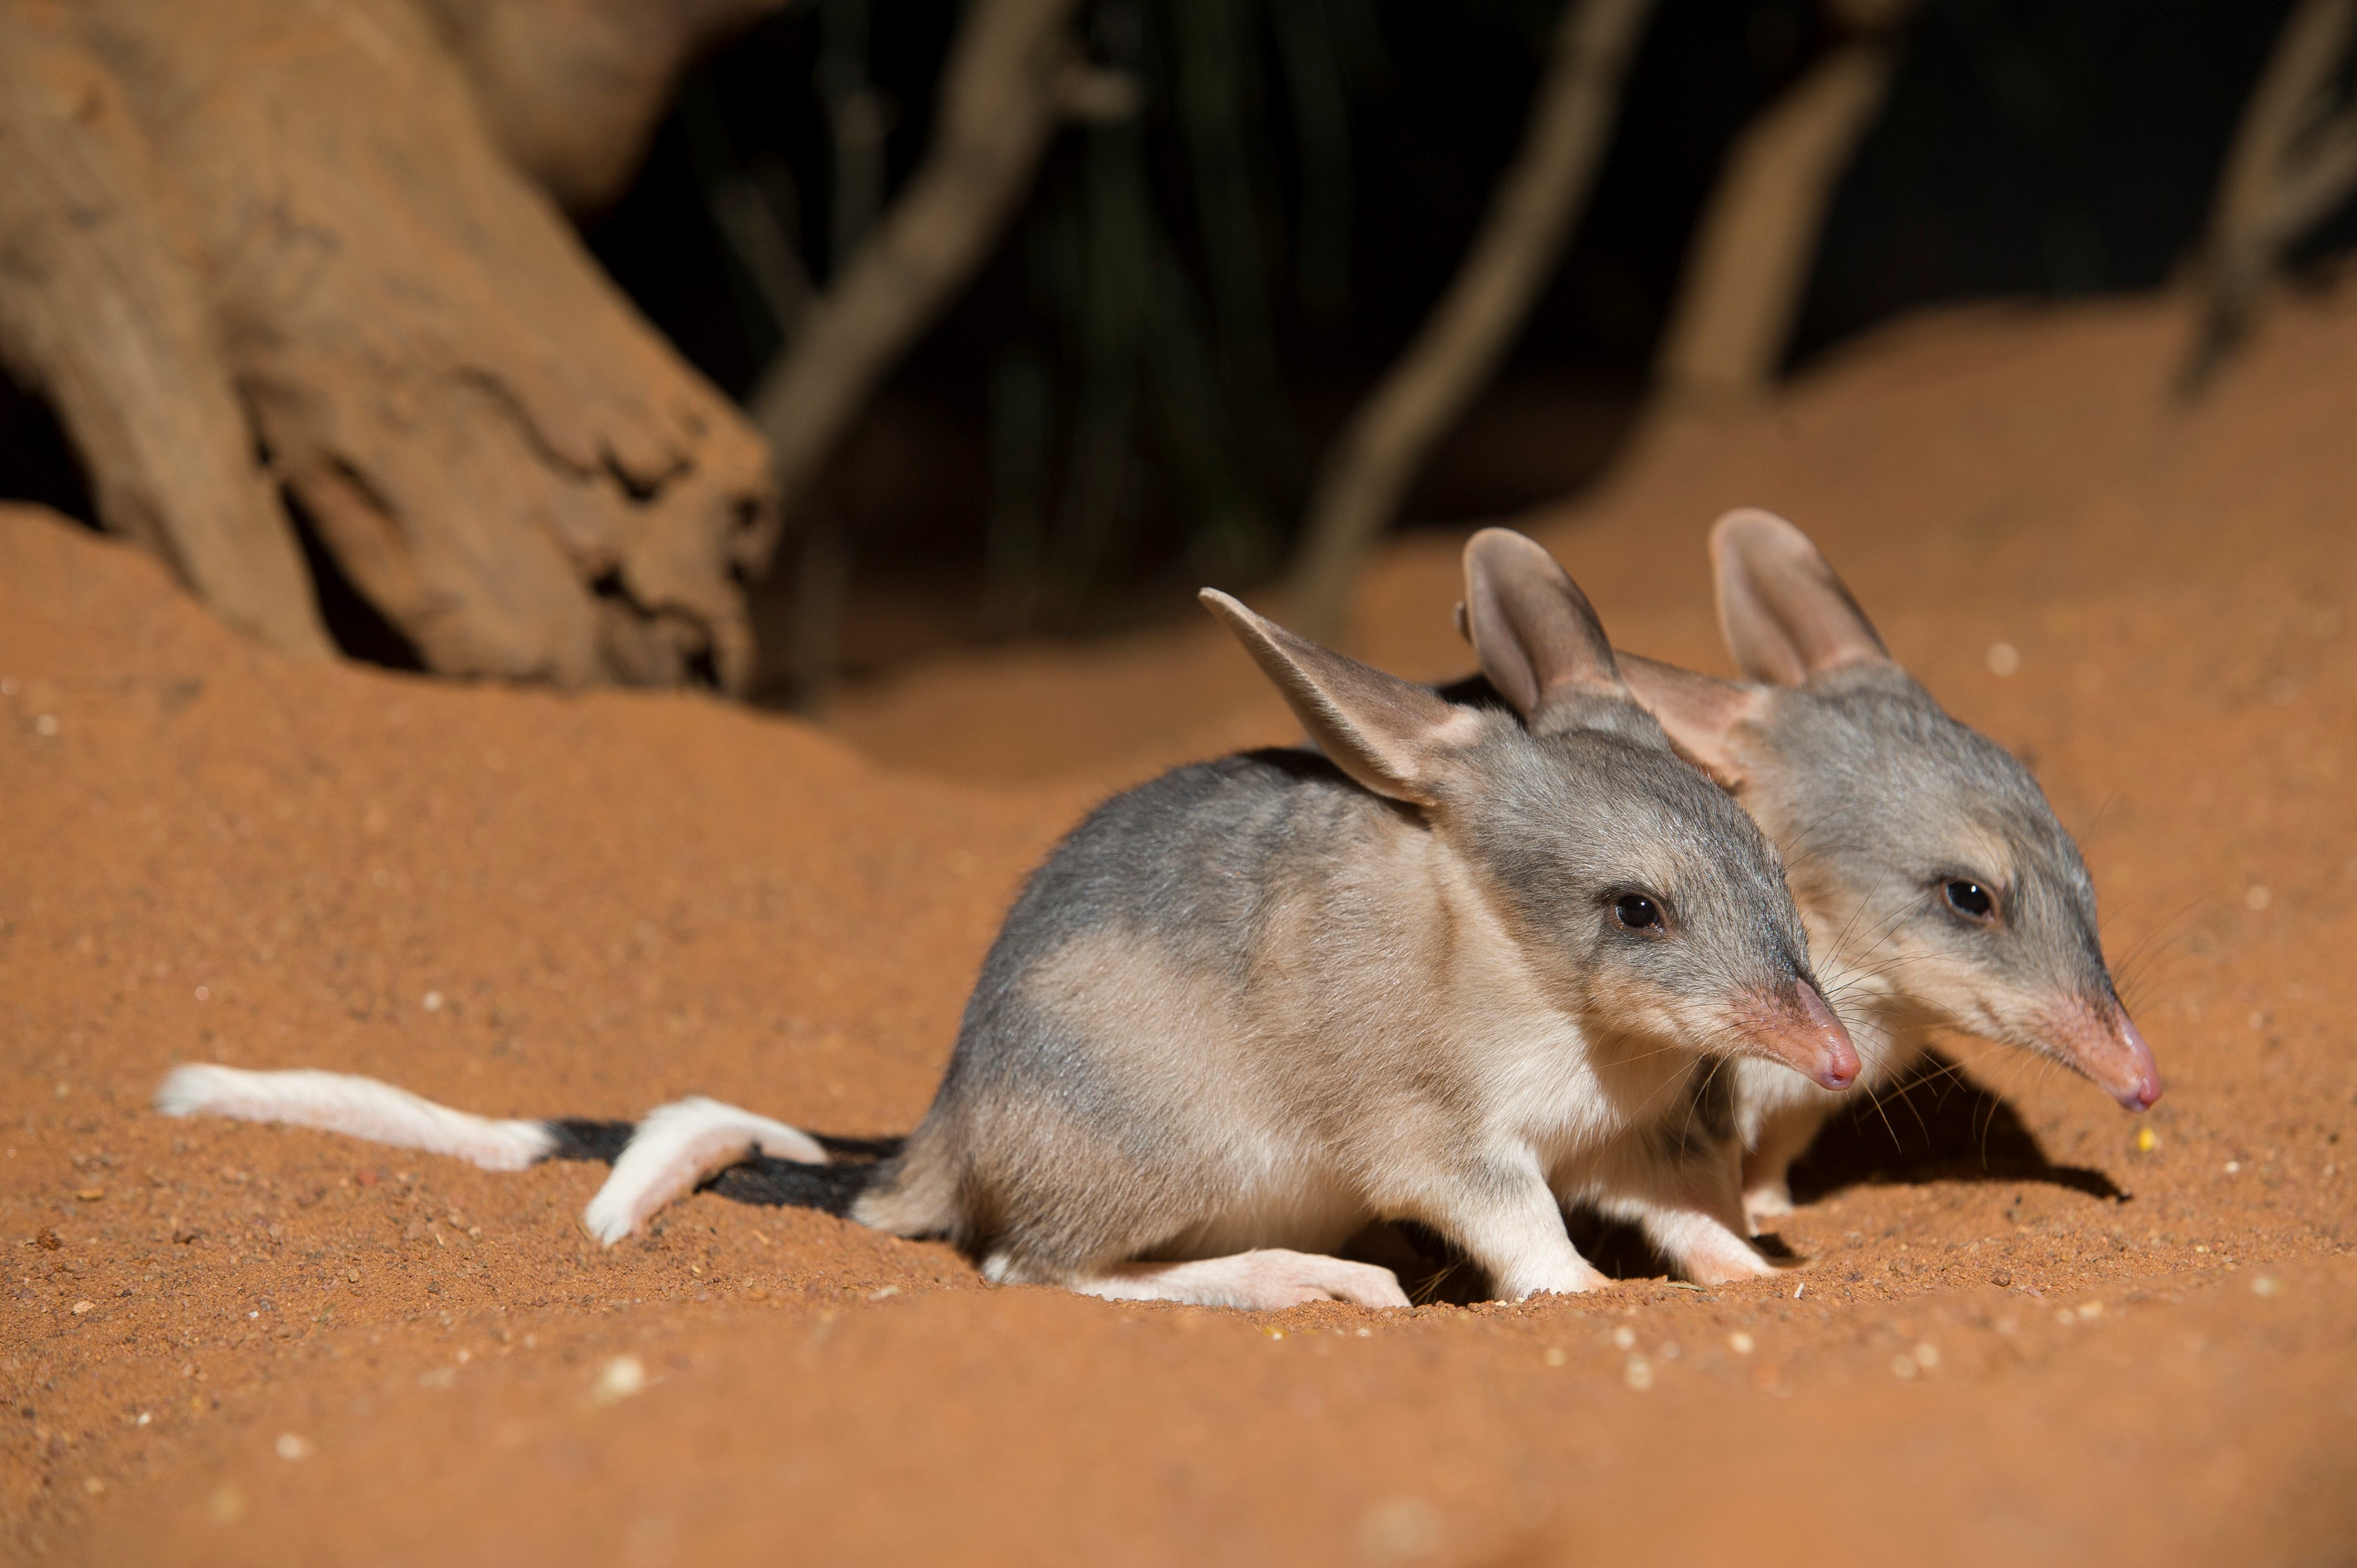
1611,1325,1636,1350
347,1267,362,1283
422,991,444,1013
2251,1275,2283,1298
1358,1499,1441,1561
591,1355,646,1405
2224,1160,2241,1174
70,1301,93,1315
1990,1270,2013,1288
274,1433,310,1461
1728,1331,1755,1356
75,1188,103,1203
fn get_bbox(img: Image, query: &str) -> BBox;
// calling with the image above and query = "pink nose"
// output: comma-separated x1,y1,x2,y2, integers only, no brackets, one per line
1794,982,1860,1091
2111,1012,2163,1111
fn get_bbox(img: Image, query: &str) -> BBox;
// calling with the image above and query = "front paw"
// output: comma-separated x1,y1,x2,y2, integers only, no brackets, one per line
1508,1265,1613,1300
1677,1241,1778,1286
1742,1180,1795,1235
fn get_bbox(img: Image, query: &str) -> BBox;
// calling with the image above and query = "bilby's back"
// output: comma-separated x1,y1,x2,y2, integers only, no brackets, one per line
858,540,1858,1305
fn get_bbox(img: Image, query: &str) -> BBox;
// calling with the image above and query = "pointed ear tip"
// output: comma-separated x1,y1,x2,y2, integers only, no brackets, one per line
1710,507,1810,554
1461,525,1546,569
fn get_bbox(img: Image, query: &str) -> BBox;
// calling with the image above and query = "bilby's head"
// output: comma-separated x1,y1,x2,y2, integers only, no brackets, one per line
1614,508,2160,1111
1200,530,1856,1090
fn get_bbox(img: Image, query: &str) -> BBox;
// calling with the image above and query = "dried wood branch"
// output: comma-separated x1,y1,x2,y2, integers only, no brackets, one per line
748,0,1105,527
2184,0,2357,392
1283,0,1658,642
1653,8,1912,399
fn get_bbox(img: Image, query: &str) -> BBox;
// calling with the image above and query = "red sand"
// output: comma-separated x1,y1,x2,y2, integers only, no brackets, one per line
4,285,2355,1566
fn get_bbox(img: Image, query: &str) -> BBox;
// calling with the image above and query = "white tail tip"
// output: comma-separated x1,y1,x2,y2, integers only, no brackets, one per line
580,1097,826,1246
155,1064,556,1172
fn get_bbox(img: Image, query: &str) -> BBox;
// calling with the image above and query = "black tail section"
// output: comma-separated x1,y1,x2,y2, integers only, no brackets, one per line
544,1119,637,1162
709,1155,895,1218
714,1133,904,1219
543,1118,905,1220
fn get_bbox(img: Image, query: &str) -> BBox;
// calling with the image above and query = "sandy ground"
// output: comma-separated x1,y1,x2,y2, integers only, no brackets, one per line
4,283,2356,1566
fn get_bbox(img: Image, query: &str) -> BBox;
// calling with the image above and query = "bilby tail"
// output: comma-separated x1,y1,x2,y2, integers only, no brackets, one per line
154,1064,898,1245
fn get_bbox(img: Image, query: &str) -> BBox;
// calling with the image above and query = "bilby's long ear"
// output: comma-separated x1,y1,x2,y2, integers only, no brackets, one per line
1617,653,1769,790
1460,528,1627,735
1710,508,1891,687
1202,590,1474,807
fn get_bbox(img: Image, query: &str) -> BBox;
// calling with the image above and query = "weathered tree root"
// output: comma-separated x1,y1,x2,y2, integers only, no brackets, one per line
0,7,330,658
1,0,781,689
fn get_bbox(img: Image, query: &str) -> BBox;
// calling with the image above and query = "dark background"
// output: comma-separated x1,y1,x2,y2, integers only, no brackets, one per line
6,0,2342,688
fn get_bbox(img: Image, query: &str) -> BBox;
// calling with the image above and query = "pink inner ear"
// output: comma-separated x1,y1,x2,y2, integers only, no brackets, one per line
1616,653,1763,788
1709,508,1891,685
1459,528,1625,723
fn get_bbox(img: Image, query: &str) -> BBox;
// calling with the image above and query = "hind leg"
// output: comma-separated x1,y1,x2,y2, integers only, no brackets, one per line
1059,1250,1411,1309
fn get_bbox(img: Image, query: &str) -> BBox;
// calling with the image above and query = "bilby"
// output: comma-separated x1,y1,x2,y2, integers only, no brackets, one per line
159,539,1856,1308
1442,512,2159,1231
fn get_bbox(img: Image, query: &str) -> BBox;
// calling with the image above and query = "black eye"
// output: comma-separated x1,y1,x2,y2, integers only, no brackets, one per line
1944,880,1995,920
1614,893,1665,931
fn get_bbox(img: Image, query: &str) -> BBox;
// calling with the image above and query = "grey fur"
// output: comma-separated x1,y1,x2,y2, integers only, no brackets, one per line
853,563,1854,1299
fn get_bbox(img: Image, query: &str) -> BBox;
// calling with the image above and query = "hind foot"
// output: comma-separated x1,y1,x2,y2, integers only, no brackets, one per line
1067,1249,1411,1310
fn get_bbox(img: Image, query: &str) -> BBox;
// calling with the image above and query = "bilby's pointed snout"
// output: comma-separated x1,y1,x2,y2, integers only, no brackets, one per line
1793,981,1860,1090
2039,998,2163,1111
1736,979,1859,1091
